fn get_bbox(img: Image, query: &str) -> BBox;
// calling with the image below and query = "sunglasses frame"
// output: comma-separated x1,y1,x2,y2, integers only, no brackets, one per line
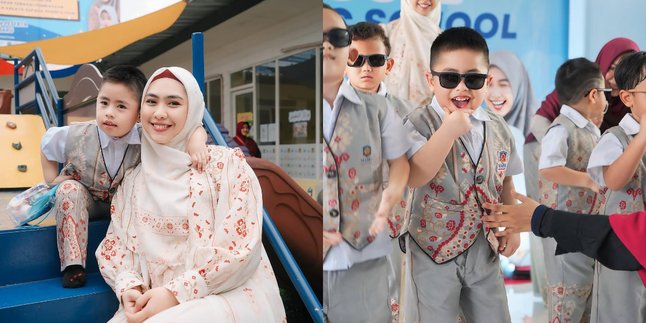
347,54,389,68
323,28,352,48
430,70,489,90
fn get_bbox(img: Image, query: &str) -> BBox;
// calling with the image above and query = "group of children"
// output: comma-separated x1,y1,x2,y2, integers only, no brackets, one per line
323,3,646,322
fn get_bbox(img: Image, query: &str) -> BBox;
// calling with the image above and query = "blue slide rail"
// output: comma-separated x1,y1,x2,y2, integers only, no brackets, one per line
191,32,323,323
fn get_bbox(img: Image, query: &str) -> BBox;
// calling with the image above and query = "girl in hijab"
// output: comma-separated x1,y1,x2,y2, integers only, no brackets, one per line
96,67,285,322
383,0,441,107
233,121,261,158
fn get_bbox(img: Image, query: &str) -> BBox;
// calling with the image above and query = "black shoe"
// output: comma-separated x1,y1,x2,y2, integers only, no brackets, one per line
62,265,86,288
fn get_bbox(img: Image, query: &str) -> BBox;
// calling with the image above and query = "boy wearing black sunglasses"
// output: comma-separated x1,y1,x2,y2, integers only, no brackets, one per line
535,58,606,323
400,27,521,322
322,5,412,323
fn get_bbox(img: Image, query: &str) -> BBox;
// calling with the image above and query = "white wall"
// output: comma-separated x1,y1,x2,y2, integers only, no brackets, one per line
140,0,321,129
570,0,646,59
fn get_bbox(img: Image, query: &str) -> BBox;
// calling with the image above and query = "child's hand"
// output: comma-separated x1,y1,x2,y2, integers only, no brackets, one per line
585,176,601,193
440,106,472,139
369,216,387,237
187,144,208,173
48,175,72,187
126,287,178,323
323,230,343,250
121,288,143,315
497,232,520,257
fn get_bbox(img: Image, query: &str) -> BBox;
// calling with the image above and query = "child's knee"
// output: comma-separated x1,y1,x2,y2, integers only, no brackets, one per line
56,180,85,195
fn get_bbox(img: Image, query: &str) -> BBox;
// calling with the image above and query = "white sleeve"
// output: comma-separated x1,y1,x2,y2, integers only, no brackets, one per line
538,125,569,170
40,126,69,163
381,100,413,160
587,133,624,187
505,132,524,176
402,118,427,159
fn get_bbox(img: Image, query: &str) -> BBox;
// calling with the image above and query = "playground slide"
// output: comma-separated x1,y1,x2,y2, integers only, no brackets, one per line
247,157,322,298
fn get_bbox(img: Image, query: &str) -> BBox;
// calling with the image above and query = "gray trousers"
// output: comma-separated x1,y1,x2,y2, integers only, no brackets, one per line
542,237,594,322
409,234,511,323
591,262,646,323
323,256,391,323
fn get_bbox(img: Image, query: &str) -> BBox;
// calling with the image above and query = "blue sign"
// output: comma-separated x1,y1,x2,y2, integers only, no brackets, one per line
327,0,569,101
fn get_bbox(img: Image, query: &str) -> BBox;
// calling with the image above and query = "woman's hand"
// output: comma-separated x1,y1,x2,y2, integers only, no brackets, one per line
121,287,143,315
126,287,179,323
482,192,539,236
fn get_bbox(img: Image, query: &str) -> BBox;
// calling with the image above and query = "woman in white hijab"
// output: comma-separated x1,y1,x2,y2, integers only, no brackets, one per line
96,67,285,322
383,0,442,107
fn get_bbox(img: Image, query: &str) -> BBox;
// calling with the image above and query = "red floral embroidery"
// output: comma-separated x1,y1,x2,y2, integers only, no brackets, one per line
446,220,456,231
420,219,426,228
351,199,360,211
235,219,247,238
348,168,357,179
619,200,627,210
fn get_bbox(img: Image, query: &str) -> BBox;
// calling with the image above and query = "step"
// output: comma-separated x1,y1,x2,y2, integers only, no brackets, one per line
0,272,118,323
0,220,109,286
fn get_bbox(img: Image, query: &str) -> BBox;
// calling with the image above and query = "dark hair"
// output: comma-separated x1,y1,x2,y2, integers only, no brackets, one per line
349,22,391,55
615,51,646,90
102,65,147,104
554,58,603,105
323,3,347,28
430,27,489,70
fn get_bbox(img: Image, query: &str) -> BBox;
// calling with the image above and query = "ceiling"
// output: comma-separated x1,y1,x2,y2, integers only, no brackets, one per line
97,0,264,69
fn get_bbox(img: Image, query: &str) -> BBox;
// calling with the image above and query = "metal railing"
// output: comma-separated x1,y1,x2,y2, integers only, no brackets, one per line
191,32,323,323
13,48,63,128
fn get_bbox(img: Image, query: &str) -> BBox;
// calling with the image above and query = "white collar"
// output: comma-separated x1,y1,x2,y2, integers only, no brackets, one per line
97,123,141,149
560,105,592,129
430,96,491,122
619,113,641,135
377,82,388,96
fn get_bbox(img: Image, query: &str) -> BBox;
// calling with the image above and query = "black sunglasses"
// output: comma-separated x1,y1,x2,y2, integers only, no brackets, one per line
431,71,488,90
347,54,388,68
323,28,351,48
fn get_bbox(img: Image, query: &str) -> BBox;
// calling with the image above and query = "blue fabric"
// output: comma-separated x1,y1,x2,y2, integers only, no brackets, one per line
531,204,548,236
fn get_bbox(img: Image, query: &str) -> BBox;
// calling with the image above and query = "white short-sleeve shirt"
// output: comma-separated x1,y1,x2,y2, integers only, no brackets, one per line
41,123,141,178
539,105,601,170
588,114,641,187
322,81,413,271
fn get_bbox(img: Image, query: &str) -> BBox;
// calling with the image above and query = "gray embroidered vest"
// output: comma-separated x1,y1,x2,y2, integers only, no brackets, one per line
385,93,416,119
406,106,513,264
600,126,646,214
323,90,386,257
538,115,605,214
62,121,141,202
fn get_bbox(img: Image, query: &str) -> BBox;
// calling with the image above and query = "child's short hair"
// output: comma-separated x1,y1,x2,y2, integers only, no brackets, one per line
615,51,646,90
102,65,147,104
430,27,489,70
349,22,391,55
554,58,603,105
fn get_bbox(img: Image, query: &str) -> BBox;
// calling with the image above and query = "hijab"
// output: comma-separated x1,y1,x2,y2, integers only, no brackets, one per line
490,51,537,135
384,0,441,107
139,66,204,219
529,37,640,142
609,211,646,287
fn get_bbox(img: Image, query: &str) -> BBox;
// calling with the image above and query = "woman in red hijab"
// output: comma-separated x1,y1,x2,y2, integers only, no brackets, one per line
233,121,261,158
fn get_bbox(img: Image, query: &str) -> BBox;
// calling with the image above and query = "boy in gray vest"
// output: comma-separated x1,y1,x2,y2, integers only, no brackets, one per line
40,66,208,288
346,21,416,238
586,51,646,323
322,5,412,322
401,27,522,323
538,58,607,323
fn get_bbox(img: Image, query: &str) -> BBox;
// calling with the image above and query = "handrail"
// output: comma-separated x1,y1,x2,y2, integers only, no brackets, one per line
191,32,323,323
14,48,62,127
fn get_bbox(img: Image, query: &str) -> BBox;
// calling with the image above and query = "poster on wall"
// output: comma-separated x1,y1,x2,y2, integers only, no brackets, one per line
327,0,568,101
0,0,180,47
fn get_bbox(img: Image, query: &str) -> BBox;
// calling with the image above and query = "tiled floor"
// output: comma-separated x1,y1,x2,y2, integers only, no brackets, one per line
506,283,547,323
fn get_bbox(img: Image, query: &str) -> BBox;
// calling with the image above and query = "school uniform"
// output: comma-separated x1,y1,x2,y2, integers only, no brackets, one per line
401,97,521,323
322,81,412,323
587,113,646,323
41,121,141,271
538,105,603,323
